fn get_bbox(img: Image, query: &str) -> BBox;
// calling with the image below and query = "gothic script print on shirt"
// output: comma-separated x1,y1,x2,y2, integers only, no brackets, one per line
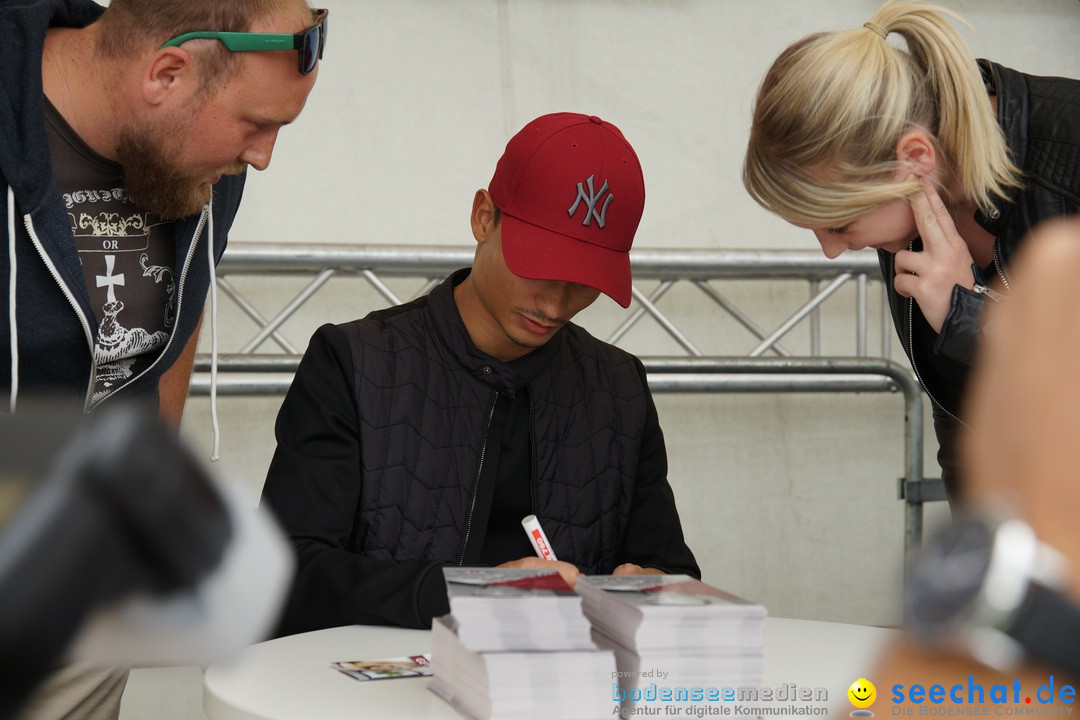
71,187,176,403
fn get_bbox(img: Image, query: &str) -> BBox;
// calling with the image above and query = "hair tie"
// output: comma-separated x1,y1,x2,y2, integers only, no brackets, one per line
863,21,888,39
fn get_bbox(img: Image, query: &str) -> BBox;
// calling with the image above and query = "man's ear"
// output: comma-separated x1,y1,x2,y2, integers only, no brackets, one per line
895,130,937,177
140,48,193,106
471,189,496,244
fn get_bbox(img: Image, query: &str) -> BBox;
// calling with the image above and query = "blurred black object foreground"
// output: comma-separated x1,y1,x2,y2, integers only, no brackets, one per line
0,400,231,717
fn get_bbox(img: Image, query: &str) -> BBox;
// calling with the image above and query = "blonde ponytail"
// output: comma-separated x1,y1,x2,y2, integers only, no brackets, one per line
744,1,1021,227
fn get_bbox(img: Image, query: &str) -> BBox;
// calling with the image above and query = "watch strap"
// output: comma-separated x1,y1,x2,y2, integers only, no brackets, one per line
1010,581,1080,678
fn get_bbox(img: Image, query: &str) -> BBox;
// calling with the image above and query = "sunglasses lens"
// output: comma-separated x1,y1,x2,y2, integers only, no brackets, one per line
299,26,319,74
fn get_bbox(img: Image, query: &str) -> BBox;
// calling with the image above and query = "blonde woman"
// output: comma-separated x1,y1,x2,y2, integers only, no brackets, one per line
743,1,1080,503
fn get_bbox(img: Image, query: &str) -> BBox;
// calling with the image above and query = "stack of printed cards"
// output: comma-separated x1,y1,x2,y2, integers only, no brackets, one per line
575,575,766,708
429,615,616,720
441,567,597,652
429,568,616,719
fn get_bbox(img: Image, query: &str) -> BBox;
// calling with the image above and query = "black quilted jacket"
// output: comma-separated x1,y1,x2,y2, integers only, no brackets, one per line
879,60,1080,500
262,269,699,633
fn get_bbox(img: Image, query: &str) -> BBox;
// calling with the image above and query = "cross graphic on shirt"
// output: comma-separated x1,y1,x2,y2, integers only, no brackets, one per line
96,254,125,303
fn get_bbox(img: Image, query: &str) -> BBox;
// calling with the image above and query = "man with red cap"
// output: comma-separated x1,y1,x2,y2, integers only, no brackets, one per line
261,113,700,633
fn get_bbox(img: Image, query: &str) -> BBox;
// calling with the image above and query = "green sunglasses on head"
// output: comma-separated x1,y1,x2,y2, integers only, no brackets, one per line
159,7,328,75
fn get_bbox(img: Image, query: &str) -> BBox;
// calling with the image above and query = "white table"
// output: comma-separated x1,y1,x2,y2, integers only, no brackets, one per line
203,617,897,719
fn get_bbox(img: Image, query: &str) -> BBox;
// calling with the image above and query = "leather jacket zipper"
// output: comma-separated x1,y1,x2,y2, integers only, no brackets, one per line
992,243,1011,293
902,242,971,432
907,296,971,432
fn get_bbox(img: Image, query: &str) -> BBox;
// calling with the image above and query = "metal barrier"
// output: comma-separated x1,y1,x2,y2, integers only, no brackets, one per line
200,243,892,358
191,243,941,562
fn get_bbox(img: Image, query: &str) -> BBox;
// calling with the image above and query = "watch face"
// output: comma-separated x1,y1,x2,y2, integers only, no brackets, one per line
906,515,995,638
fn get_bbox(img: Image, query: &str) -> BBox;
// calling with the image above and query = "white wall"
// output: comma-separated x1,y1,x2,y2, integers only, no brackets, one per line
180,0,1080,628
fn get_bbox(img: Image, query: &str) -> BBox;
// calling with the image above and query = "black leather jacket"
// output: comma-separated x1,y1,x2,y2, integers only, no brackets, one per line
880,60,1080,500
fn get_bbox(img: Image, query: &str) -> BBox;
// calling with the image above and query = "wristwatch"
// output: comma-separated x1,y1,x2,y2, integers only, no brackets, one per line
905,509,1080,677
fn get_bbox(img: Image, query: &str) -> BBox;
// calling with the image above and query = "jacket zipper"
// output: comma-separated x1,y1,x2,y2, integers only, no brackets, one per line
898,241,976,431
25,215,97,409
907,296,971,432
459,394,498,564
907,237,1008,431
527,391,536,521
91,205,208,411
992,242,1011,293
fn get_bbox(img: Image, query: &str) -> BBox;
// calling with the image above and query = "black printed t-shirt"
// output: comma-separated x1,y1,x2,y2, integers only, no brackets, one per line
44,98,177,404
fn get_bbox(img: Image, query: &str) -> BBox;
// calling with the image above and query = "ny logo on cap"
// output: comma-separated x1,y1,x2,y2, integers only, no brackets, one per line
568,175,613,228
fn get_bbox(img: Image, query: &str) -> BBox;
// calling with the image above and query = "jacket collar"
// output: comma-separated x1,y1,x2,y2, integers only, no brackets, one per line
975,59,1026,235
427,268,564,396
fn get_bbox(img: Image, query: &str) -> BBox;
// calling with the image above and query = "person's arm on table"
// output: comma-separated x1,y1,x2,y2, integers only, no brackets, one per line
261,324,449,633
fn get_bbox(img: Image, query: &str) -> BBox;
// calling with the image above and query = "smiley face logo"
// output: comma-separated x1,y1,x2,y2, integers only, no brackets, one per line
848,678,876,709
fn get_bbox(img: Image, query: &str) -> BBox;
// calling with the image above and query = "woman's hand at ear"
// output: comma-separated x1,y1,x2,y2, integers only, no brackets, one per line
892,176,977,333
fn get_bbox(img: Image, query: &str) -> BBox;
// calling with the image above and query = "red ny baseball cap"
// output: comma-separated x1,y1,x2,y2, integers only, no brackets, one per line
488,113,645,308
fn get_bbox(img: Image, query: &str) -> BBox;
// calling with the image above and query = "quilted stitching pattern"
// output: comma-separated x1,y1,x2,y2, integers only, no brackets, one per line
340,283,647,574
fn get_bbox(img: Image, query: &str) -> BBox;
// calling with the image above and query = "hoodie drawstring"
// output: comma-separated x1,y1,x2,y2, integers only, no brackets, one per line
207,197,221,461
7,186,18,414
6,191,221,430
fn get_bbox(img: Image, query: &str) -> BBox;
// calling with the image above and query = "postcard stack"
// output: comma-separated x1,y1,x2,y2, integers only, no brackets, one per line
429,567,615,719
575,575,766,709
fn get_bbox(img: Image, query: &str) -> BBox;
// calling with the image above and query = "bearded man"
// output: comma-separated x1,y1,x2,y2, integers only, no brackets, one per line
1,0,325,426
0,1,326,717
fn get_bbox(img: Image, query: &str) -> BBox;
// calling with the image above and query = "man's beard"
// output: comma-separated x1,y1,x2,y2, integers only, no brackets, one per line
115,118,240,221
